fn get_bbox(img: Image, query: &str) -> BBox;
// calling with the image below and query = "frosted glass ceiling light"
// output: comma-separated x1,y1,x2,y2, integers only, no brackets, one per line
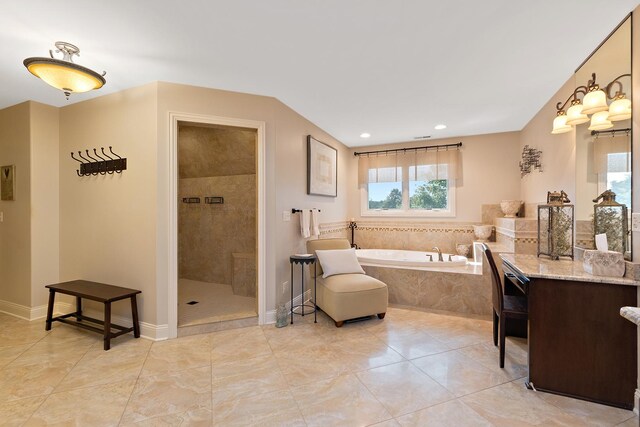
588,110,613,131
24,41,106,99
551,112,572,134
565,101,589,126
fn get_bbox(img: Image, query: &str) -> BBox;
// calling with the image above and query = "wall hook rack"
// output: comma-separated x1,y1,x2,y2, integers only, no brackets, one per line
70,146,127,176
291,208,322,213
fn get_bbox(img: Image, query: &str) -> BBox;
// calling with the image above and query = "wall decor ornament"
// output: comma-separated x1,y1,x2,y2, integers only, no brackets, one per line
0,165,15,201
519,145,542,177
307,135,337,197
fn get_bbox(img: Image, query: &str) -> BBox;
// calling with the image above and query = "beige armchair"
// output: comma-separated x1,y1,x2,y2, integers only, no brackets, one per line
306,238,388,327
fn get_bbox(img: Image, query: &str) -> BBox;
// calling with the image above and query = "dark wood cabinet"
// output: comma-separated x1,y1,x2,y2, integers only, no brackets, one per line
502,258,637,410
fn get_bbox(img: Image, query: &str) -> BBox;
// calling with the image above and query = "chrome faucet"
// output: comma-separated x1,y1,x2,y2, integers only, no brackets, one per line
432,247,443,262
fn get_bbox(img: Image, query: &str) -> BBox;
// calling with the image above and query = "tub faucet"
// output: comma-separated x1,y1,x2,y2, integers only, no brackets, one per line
432,247,444,262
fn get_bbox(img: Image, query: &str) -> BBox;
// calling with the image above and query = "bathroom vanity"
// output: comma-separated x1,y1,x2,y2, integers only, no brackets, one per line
500,254,637,409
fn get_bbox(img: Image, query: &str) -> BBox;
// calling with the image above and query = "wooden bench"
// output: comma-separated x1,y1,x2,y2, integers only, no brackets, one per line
45,280,141,350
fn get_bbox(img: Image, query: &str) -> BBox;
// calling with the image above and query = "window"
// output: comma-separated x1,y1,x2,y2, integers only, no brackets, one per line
358,149,459,217
598,152,631,208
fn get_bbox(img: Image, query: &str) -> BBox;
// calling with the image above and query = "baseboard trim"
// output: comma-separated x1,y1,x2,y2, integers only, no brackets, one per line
264,290,313,325
0,299,168,341
634,389,639,415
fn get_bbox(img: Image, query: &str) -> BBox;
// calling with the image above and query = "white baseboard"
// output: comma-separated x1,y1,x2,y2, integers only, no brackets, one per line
264,290,314,325
634,389,639,415
0,299,168,341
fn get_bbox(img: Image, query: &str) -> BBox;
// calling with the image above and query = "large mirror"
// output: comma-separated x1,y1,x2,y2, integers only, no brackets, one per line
575,16,632,260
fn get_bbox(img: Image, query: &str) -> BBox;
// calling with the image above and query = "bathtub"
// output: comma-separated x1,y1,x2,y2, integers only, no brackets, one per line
356,249,467,268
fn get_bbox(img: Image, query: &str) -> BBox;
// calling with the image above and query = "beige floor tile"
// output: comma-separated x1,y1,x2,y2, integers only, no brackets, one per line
329,335,405,372
212,363,288,404
616,415,639,426
426,325,488,349
210,325,272,363
381,330,451,360
0,359,77,401
369,420,401,427
121,366,211,424
212,388,306,426
396,399,492,426
456,341,527,381
263,322,330,350
411,350,509,396
140,333,211,377
356,361,454,417
275,342,350,386
178,279,256,326
24,379,134,426
119,408,213,426
461,379,588,426
55,343,149,392
0,323,50,348
0,344,31,369
539,391,635,426
292,373,392,426
0,395,47,427
210,353,279,381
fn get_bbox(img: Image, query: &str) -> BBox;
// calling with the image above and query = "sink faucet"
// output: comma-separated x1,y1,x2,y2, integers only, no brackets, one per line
432,247,443,262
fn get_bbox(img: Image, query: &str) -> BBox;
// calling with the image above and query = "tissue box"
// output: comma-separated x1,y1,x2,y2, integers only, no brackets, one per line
583,250,625,277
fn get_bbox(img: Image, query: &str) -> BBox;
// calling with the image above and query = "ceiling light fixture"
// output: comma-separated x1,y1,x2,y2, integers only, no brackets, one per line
360,133,371,138
24,41,106,100
552,73,630,134
434,124,447,130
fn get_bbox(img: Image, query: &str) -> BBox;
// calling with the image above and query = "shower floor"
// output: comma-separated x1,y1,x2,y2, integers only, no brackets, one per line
178,278,257,327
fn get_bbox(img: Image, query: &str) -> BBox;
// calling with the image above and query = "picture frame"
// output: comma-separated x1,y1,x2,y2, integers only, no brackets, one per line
307,135,337,197
1,165,15,201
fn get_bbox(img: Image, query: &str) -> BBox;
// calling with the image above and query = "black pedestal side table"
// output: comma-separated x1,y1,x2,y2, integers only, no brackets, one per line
289,255,317,324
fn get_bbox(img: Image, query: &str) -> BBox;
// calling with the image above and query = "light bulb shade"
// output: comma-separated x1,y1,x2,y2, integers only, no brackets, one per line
608,97,632,121
551,114,572,134
588,110,613,131
23,57,105,94
565,104,589,125
582,89,608,115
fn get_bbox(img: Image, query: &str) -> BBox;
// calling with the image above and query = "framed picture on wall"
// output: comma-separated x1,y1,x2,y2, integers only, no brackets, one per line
1,165,15,201
307,135,337,197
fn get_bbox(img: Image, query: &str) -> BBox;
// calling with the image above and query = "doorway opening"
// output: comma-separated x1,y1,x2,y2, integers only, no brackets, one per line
177,122,258,328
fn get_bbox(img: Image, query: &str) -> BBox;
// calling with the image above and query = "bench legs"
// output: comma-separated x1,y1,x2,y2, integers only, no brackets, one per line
131,295,140,338
104,302,112,351
45,289,55,331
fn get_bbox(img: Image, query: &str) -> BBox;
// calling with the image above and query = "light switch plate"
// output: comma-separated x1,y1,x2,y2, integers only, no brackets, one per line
282,210,291,222
632,213,640,232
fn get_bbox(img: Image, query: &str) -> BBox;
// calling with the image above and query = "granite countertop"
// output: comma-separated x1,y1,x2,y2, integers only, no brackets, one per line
620,307,640,325
500,254,639,286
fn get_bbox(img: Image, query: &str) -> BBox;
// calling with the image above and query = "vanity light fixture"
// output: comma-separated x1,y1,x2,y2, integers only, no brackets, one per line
23,41,106,100
434,124,447,130
551,73,631,134
360,133,371,138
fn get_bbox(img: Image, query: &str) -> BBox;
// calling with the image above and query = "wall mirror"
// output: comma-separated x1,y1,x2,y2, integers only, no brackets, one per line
575,15,632,260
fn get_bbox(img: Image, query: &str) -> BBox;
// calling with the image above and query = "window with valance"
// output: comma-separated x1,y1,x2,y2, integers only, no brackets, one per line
357,145,462,216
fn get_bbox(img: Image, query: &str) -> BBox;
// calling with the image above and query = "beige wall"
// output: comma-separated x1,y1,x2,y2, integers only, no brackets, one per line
156,82,350,323
59,83,158,323
346,132,522,223
30,102,59,306
0,102,31,307
519,77,577,205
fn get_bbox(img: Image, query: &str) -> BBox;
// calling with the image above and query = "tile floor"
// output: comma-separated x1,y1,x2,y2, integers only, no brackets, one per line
0,307,637,426
178,279,256,327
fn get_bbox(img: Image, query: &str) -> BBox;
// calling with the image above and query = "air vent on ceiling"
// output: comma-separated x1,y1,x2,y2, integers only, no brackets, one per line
413,135,431,140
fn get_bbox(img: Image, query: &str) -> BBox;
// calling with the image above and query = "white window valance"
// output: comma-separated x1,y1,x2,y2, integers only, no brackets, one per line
357,146,461,187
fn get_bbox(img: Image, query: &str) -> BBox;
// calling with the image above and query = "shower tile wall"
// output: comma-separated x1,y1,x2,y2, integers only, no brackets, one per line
178,125,256,290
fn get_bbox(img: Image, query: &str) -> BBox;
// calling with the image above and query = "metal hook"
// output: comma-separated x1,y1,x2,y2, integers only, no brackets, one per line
70,152,83,163
109,146,122,159
85,149,98,162
77,151,90,163
76,169,82,177
93,149,107,174
100,147,115,174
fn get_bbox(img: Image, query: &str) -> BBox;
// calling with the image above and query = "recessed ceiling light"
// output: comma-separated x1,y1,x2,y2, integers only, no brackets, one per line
434,124,447,130
360,133,371,138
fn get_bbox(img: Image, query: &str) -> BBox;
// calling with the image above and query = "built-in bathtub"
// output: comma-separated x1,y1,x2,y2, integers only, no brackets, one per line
356,249,467,268
356,248,491,316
